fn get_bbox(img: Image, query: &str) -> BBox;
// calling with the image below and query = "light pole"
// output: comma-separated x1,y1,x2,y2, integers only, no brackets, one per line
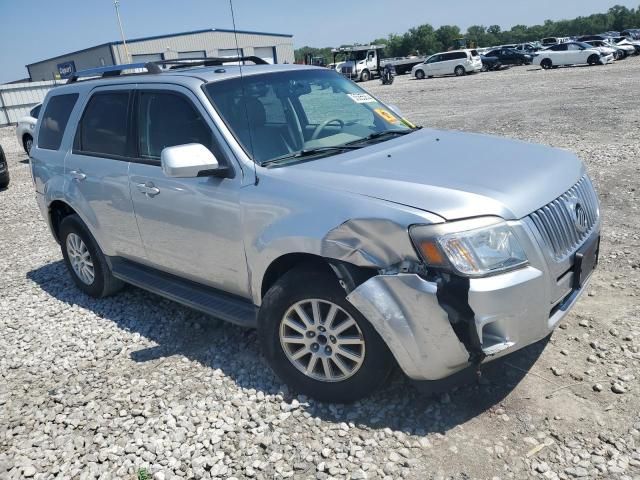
114,0,131,63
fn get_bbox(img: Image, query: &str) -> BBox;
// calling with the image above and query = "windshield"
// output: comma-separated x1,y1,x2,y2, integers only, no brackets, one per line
205,69,414,166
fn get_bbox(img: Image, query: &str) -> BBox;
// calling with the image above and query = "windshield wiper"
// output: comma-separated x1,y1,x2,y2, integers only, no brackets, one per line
262,145,363,167
345,128,418,146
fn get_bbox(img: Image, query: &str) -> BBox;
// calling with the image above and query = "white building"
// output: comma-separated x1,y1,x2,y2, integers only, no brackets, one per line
26,28,295,81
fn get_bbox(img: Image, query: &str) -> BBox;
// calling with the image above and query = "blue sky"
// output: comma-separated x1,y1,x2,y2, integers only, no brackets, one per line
0,0,637,83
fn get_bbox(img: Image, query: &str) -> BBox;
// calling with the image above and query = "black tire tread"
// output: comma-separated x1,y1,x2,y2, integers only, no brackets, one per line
258,266,394,403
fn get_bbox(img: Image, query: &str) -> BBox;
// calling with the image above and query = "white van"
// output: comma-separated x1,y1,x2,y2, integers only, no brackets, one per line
411,49,482,79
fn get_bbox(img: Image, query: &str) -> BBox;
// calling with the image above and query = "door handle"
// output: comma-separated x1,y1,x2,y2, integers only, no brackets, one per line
70,170,86,181
136,182,160,197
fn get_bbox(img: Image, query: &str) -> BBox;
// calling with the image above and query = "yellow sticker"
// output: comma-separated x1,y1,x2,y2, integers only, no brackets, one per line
374,108,399,124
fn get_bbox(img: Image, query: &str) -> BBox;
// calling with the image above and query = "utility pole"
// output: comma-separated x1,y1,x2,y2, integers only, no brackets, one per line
114,0,131,63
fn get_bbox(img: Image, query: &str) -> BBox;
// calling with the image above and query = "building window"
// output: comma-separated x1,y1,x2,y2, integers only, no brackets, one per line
177,50,206,59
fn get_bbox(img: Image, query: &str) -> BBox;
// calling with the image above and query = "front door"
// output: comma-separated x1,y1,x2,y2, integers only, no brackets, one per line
128,86,248,297
64,86,146,261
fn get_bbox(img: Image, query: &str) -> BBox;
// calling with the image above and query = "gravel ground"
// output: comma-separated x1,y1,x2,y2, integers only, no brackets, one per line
1,59,640,480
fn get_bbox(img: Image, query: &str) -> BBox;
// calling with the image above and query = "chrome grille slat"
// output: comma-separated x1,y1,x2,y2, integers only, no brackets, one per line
528,175,599,261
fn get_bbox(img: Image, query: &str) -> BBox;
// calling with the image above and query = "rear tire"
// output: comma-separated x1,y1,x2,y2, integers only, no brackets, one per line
59,215,124,298
415,69,425,80
23,134,33,154
259,267,394,403
454,66,466,76
540,58,553,70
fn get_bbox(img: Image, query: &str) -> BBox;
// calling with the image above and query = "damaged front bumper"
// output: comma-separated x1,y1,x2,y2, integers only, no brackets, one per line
346,228,599,381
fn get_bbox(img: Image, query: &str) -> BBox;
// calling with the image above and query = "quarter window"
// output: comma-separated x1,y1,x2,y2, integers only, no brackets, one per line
38,94,78,150
77,92,130,157
137,91,215,161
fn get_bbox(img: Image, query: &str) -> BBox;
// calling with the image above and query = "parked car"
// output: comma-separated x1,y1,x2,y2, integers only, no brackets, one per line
484,48,533,65
514,42,541,54
411,49,482,79
605,38,636,57
611,37,640,55
31,59,601,402
583,40,625,60
534,42,613,69
541,36,570,47
15,104,41,154
480,55,502,72
0,144,9,189
621,29,640,40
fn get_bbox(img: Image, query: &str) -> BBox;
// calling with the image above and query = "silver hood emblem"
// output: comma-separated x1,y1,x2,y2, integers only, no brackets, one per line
566,196,588,233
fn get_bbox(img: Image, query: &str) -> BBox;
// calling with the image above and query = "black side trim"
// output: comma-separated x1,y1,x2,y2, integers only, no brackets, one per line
110,258,257,328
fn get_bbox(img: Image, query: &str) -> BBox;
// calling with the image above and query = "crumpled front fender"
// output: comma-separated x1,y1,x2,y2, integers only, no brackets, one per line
347,273,470,380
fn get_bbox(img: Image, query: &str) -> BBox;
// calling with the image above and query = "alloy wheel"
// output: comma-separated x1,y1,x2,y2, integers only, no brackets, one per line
66,233,95,285
279,299,365,382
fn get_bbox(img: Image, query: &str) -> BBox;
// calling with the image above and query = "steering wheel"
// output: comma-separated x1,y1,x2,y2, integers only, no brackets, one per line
311,118,345,140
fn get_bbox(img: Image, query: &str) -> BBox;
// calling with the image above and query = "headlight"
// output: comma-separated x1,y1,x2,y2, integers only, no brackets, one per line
410,218,528,277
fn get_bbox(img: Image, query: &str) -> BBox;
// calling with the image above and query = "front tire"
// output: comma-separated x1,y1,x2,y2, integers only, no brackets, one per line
540,58,553,70
259,267,394,403
415,69,425,80
59,215,124,298
587,54,600,66
359,69,370,82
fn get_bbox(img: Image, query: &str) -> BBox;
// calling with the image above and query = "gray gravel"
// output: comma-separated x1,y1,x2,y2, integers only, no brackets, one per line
1,59,640,480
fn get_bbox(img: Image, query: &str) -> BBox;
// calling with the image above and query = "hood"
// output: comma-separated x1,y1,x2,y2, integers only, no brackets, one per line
277,128,584,221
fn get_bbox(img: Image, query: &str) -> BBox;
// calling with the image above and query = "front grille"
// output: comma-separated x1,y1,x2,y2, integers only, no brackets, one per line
528,175,599,260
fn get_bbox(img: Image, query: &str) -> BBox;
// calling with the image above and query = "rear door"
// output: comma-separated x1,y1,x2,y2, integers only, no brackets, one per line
128,84,248,297
64,86,146,261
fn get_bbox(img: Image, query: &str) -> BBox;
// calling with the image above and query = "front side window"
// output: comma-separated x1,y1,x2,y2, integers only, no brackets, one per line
205,69,414,166
38,94,78,150
137,91,215,161
77,92,130,157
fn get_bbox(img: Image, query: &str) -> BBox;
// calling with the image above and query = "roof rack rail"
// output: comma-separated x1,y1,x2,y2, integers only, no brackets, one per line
148,56,269,69
66,56,269,84
67,62,151,83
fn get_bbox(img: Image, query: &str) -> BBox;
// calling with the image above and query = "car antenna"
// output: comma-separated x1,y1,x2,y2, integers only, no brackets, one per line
229,0,259,186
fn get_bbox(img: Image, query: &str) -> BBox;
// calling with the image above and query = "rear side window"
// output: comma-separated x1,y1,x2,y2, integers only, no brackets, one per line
38,94,78,150
77,92,130,157
30,104,42,118
137,91,215,161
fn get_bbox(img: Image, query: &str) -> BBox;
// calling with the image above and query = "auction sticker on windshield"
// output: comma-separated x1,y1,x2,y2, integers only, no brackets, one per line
347,93,376,104
374,108,399,124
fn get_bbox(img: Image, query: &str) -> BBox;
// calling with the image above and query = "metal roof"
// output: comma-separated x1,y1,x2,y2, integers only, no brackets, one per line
26,28,294,67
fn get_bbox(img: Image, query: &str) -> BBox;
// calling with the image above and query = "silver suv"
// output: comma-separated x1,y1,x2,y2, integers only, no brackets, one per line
31,58,600,402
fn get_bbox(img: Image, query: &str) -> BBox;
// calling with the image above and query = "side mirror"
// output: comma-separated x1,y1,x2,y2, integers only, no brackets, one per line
161,143,227,178
387,104,403,117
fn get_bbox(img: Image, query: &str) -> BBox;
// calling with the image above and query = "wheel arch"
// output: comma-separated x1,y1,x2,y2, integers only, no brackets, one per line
49,200,78,243
260,252,376,301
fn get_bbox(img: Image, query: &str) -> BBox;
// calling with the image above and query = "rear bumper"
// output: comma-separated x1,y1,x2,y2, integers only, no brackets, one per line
347,226,600,381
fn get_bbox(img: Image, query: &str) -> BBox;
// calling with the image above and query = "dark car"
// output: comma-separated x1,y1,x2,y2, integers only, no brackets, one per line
0,144,9,189
485,48,532,65
480,55,502,71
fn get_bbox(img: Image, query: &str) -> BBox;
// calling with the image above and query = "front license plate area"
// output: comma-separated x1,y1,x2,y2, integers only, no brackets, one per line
573,235,600,289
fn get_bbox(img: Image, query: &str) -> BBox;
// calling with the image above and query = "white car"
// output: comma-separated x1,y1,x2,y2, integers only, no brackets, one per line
533,42,613,69
583,40,622,60
15,104,41,154
412,49,483,79
610,37,640,55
